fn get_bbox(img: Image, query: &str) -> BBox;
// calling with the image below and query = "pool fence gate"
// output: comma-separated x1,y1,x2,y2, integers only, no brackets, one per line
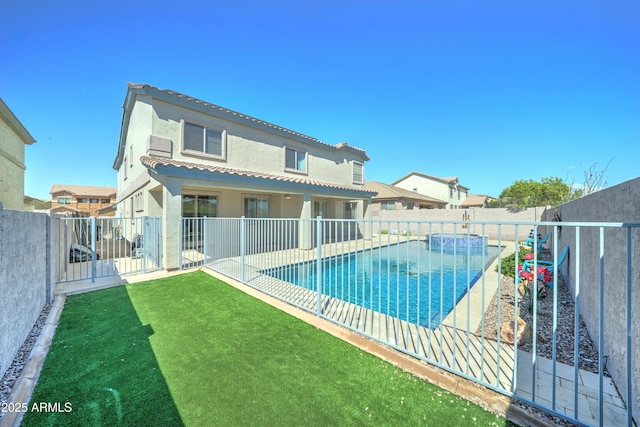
55,216,162,283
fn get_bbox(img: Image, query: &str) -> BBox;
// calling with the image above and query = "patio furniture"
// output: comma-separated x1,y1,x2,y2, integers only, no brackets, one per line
524,231,551,253
523,246,569,287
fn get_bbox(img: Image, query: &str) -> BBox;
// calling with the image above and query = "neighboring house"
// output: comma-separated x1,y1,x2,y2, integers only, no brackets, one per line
113,83,375,270
23,195,50,211
0,98,36,210
461,194,495,208
365,181,447,212
50,184,117,217
392,172,470,209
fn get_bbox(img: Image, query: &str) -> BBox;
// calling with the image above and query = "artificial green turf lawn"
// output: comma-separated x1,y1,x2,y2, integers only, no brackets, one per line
23,271,516,426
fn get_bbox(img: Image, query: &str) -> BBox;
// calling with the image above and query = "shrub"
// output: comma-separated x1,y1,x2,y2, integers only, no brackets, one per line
497,247,533,278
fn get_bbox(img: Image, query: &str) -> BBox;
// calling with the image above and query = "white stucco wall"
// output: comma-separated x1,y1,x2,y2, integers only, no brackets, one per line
394,175,468,209
395,175,448,202
150,99,365,188
0,119,27,210
542,177,640,420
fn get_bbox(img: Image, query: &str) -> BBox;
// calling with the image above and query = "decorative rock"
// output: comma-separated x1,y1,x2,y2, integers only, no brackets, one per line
500,316,532,346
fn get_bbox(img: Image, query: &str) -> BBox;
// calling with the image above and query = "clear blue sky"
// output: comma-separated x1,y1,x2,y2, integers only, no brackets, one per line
2,1,638,200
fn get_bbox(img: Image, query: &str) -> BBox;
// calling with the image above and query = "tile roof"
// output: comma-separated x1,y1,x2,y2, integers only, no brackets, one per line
461,194,491,207
140,156,376,196
365,181,447,204
50,184,117,197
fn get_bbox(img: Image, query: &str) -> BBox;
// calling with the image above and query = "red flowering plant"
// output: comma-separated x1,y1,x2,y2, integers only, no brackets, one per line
517,264,553,313
519,269,534,282
538,267,552,284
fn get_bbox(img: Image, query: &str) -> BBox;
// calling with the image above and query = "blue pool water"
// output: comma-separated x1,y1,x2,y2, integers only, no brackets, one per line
263,241,501,329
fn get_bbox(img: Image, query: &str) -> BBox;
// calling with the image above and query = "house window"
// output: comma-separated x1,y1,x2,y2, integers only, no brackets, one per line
407,202,415,210
183,121,226,159
344,202,358,219
124,157,128,180
244,197,269,218
182,195,217,248
101,199,110,203
285,148,307,173
79,198,88,203
90,198,99,204
314,200,328,217
381,201,396,210
134,192,144,212
353,162,364,184
57,197,72,204
182,195,218,218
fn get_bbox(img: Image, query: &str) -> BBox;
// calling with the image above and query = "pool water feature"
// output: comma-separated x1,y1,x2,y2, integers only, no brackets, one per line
427,233,488,254
263,241,501,329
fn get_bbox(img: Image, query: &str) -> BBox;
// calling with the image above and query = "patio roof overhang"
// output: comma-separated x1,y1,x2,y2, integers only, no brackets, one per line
140,156,377,198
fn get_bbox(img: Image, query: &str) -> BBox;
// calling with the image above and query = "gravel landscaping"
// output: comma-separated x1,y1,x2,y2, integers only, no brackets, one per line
0,303,51,418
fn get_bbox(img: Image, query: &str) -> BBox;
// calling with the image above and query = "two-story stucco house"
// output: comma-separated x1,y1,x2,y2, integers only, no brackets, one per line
365,181,447,211
113,83,375,270
0,99,36,210
50,184,117,217
392,172,469,209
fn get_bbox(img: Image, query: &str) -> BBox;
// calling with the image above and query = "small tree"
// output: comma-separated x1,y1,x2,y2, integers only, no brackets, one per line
498,177,571,208
581,159,613,195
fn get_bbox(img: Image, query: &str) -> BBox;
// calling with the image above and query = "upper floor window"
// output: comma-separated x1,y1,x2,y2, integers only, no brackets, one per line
57,197,72,205
352,162,364,184
79,198,88,203
285,147,307,173
183,121,226,160
90,198,99,204
101,199,110,203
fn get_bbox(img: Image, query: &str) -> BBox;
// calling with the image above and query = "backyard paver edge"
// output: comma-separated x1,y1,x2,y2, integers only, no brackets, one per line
201,267,555,427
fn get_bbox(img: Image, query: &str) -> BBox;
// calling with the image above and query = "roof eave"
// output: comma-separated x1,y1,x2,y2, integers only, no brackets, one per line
144,162,376,198
0,99,36,145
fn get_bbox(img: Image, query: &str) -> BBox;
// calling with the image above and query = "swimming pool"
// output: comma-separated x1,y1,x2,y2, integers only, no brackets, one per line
263,241,501,329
